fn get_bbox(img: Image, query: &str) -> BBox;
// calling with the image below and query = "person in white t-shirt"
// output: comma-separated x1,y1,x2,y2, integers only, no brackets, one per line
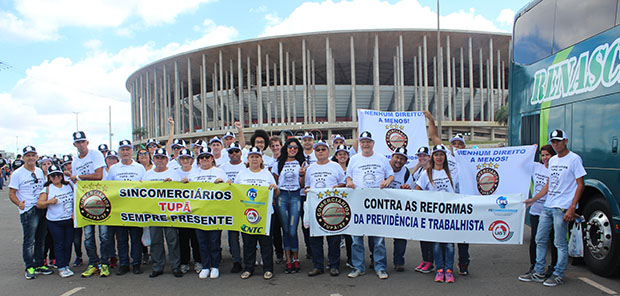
69,131,112,278
242,130,274,166
145,138,161,156
36,164,75,278
9,145,50,279
209,137,230,167
272,137,306,274
303,140,345,277
345,131,394,280
103,151,119,180
386,147,414,273
415,144,458,283
142,148,183,278
105,139,146,276
219,142,245,273
167,139,186,171
235,147,280,280
268,136,282,171
186,146,227,280
521,129,586,286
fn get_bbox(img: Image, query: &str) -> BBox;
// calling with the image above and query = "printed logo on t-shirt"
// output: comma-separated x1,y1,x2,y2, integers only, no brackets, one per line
360,164,381,186
433,177,452,192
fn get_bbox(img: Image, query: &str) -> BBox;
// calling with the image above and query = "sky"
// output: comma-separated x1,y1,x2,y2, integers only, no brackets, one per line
0,0,530,157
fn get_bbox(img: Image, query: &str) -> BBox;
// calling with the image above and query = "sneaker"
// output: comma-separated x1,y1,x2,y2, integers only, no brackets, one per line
49,259,58,269
308,268,324,276
210,268,220,279
35,265,53,275
543,275,564,287
199,268,210,279
346,261,354,269
81,265,99,277
65,268,74,277
60,268,73,278
394,264,405,272
435,269,445,282
329,268,340,276
72,257,83,267
293,260,301,273
457,263,469,276
518,271,545,282
420,262,435,274
231,262,242,273
194,262,203,274
180,264,189,274
263,271,273,280
25,267,36,279
240,271,252,279
347,269,365,278
376,270,389,279
414,261,426,272
285,262,293,274
100,264,110,277
445,269,455,283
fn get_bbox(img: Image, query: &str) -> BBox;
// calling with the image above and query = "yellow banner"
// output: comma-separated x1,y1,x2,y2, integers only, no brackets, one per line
75,181,273,235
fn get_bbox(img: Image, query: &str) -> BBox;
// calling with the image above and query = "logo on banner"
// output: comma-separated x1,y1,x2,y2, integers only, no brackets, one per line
244,208,261,224
489,220,513,242
79,189,111,221
384,124,408,152
241,188,265,205
496,196,508,208
315,190,351,232
476,162,500,195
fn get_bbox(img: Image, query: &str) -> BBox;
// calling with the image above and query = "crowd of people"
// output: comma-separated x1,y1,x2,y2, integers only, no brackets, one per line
5,112,585,287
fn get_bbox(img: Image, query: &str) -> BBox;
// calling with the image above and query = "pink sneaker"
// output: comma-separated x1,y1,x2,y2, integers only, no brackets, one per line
420,262,435,274
414,261,425,272
445,269,455,283
435,269,444,282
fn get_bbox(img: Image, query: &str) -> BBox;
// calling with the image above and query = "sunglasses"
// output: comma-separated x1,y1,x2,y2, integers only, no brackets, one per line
228,150,241,154
315,148,327,152
50,173,63,178
138,152,150,156
287,145,299,149
198,155,213,159
31,172,38,184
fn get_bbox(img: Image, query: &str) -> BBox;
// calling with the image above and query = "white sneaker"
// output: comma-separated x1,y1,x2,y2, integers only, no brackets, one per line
209,268,220,279
194,262,203,274
198,268,210,279
179,264,189,274
60,268,73,278
65,268,74,276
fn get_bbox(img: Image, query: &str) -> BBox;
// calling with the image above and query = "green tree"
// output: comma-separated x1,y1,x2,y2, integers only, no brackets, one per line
495,105,508,126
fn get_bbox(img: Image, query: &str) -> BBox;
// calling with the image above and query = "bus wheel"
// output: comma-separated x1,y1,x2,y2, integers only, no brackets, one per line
583,197,620,277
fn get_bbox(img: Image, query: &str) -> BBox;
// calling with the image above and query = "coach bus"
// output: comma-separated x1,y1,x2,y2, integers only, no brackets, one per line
509,0,620,276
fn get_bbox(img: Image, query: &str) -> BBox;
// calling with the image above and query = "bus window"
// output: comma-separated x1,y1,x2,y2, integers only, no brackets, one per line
513,0,555,65
553,0,617,52
520,113,540,146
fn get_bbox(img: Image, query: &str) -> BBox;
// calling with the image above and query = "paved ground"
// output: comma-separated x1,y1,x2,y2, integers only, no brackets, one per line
1,188,618,296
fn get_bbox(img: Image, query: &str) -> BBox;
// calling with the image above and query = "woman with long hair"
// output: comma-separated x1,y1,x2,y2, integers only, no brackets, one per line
136,148,152,171
273,138,306,273
415,144,458,283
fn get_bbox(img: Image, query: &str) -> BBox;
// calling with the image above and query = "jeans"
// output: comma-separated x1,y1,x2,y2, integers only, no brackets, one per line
83,225,112,266
352,236,386,273
277,190,301,252
20,207,47,269
309,235,340,269
47,219,74,269
535,207,569,278
433,242,455,271
114,226,143,267
529,214,557,268
150,227,180,272
228,231,241,263
196,230,222,269
393,239,407,266
242,233,273,274
73,227,83,258
44,231,55,260
420,241,434,262
457,243,470,266
178,227,201,265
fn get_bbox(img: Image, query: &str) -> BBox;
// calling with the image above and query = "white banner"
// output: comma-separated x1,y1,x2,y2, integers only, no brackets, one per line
454,145,536,196
357,109,428,165
308,188,525,244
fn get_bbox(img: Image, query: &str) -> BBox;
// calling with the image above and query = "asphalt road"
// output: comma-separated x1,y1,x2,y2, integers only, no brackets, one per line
1,188,618,296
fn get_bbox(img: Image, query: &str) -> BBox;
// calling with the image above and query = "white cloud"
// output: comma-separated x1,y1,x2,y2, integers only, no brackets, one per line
261,0,505,37
0,0,214,42
497,8,515,27
0,19,237,156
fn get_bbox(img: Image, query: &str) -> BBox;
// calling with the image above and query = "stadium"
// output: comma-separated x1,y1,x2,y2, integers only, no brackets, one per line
126,29,510,144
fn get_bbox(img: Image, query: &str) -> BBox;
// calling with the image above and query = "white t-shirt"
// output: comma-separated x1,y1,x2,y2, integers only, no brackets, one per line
530,162,550,216
412,166,425,183
544,151,587,209
45,184,74,221
416,169,457,193
188,166,228,183
167,158,181,171
72,149,106,179
305,161,345,189
388,167,415,189
214,153,230,167
177,167,195,180
220,162,246,183
304,151,317,166
143,168,181,182
235,168,276,187
9,166,45,214
105,160,146,181
346,152,394,188
273,160,303,191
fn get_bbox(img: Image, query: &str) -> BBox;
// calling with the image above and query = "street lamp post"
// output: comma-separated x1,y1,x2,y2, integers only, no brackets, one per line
73,112,80,131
